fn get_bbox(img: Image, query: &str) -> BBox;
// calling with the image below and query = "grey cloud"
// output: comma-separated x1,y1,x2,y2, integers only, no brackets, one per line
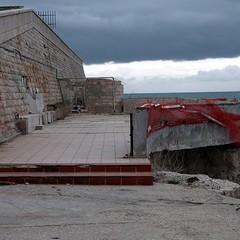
5,0,240,63
119,65,240,93
190,65,240,82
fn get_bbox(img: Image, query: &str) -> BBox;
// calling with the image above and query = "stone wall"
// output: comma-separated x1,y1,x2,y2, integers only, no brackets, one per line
0,9,85,142
59,79,85,108
85,78,123,113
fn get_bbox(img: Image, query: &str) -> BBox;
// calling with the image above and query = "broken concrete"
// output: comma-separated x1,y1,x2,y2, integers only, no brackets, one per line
133,103,240,157
155,171,240,198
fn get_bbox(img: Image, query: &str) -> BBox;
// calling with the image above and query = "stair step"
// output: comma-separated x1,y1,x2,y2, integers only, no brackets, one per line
0,163,153,185
0,172,152,177
0,172,153,185
0,164,152,173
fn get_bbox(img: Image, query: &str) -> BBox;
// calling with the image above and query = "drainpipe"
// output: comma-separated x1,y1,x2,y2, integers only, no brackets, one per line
112,78,116,113
83,86,86,107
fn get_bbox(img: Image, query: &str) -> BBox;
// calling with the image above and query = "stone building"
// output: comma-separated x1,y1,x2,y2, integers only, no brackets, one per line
0,7,124,143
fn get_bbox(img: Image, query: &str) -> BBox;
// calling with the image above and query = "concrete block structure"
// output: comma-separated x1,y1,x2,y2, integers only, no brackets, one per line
132,101,240,183
0,8,85,143
85,78,123,113
133,102,240,157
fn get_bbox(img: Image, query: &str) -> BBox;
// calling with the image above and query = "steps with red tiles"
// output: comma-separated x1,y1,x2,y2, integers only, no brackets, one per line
0,163,153,185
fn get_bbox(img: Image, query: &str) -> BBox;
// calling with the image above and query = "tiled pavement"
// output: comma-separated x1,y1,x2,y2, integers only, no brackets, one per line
0,114,148,165
0,114,152,185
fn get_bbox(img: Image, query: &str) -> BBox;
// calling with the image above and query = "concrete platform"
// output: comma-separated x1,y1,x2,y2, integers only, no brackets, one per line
0,114,152,185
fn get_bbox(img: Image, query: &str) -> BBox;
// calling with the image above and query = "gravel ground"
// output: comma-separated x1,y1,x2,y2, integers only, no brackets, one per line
0,183,240,240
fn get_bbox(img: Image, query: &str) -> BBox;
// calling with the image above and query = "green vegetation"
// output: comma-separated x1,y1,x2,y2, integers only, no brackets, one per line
47,102,69,110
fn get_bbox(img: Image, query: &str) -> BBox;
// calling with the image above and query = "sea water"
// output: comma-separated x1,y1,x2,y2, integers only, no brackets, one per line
124,91,240,101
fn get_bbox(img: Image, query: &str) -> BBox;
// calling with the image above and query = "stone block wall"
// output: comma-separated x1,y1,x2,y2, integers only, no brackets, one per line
0,9,85,142
85,78,123,113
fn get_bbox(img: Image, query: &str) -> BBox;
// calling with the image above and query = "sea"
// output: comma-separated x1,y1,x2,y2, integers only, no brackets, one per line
123,91,240,101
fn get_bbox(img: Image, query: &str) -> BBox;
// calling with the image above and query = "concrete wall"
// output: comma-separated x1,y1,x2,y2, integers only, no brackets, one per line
181,145,240,183
151,145,240,184
0,9,85,142
85,78,123,113
147,123,233,156
132,109,149,157
133,102,240,157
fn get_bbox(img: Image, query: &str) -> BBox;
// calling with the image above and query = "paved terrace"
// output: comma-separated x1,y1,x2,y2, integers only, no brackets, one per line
0,114,148,165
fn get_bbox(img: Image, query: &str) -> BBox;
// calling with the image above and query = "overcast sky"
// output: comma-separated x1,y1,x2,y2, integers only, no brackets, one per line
2,0,240,93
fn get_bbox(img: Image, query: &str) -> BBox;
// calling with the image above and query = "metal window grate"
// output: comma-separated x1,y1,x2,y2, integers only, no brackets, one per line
37,11,56,29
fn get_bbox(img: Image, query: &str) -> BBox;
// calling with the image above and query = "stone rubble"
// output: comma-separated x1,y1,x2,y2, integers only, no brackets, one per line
155,171,240,198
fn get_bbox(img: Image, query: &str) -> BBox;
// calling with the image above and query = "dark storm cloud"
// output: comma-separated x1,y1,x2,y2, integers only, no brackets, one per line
4,0,240,63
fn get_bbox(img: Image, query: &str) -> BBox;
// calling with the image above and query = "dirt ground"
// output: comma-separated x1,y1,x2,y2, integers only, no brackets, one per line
0,183,240,240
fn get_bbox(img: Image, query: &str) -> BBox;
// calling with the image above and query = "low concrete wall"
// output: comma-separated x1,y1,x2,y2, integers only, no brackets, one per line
17,111,55,134
147,123,232,156
19,114,42,134
16,108,67,135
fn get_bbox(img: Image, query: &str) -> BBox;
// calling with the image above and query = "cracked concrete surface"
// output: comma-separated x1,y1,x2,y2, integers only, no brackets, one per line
0,183,240,240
